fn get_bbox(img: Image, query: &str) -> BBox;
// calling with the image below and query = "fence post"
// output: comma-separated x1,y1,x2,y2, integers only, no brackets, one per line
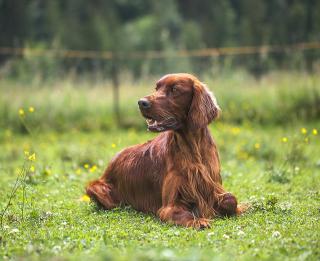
111,54,121,126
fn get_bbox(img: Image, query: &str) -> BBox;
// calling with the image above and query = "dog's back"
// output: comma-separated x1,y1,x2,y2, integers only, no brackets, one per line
101,133,170,213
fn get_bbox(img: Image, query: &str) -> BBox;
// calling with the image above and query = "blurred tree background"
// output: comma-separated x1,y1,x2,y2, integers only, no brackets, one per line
0,0,320,81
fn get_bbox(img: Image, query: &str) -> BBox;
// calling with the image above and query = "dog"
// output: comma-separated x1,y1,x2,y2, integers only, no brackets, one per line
86,73,244,229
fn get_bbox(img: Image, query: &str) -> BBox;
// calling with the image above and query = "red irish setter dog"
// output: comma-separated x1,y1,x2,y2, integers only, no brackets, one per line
86,73,245,229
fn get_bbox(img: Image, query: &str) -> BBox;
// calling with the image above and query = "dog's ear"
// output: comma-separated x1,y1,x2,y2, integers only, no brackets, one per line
187,80,220,129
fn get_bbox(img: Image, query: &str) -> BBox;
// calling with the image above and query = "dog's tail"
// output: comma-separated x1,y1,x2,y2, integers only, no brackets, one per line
86,179,118,209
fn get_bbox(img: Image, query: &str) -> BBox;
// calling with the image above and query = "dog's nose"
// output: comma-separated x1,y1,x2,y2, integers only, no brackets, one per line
138,98,151,109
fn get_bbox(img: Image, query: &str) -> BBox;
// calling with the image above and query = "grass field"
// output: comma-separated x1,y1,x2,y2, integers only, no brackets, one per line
0,72,319,260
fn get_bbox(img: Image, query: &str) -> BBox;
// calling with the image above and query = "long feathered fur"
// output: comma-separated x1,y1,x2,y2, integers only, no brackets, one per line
86,73,242,229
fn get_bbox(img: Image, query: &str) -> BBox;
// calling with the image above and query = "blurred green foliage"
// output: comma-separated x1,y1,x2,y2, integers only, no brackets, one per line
0,0,320,80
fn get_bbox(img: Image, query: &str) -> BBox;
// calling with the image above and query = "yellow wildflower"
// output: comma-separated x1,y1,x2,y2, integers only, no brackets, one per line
18,108,25,116
80,195,91,203
76,168,81,175
281,137,288,143
231,127,240,135
28,153,36,161
254,143,260,150
111,143,116,148
24,150,30,156
84,164,89,169
312,129,318,135
89,165,97,173
300,128,307,135
28,106,35,113
29,165,35,172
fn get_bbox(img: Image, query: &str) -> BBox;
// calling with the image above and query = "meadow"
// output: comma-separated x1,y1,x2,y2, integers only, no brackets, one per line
0,72,319,260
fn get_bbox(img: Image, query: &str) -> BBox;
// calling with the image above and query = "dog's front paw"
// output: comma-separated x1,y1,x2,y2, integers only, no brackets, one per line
187,218,211,230
236,203,251,215
217,192,238,216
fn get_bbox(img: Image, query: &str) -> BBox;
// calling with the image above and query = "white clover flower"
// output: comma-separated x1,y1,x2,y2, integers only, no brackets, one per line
9,228,19,234
237,230,245,237
272,231,281,238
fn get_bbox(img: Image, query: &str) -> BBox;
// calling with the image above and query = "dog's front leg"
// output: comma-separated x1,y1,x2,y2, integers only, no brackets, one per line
158,172,210,229
158,205,210,229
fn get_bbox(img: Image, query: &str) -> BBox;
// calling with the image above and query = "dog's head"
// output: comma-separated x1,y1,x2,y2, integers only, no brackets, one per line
138,73,220,132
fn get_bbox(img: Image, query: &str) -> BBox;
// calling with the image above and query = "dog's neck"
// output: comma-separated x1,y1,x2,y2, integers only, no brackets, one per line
169,126,216,168
170,125,220,177
174,126,213,150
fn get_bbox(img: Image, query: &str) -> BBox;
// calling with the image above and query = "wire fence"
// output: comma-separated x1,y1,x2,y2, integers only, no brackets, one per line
0,41,320,60
1,41,319,125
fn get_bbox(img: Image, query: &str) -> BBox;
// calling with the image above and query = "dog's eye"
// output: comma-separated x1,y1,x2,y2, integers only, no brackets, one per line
172,85,178,93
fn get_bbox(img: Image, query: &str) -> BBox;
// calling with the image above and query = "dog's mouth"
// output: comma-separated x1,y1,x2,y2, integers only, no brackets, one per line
144,116,180,132
145,117,163,132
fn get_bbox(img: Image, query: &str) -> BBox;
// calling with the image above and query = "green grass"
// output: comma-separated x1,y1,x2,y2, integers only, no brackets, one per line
0,72,320,260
